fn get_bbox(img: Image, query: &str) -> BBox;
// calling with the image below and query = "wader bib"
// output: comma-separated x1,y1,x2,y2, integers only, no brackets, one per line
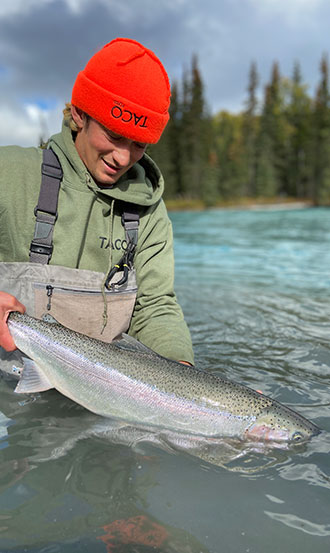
0,148,139,376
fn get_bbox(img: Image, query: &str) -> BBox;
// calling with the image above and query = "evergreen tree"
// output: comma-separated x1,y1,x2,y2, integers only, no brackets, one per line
312,53,330,204
149,53,329,207
180,55,209,198
242,61,259,196
201,149,220,207
255,62,289,197
214,111,247,199
148,81,182,199
285,61,313,198
166,81,184,198
255,133,278,197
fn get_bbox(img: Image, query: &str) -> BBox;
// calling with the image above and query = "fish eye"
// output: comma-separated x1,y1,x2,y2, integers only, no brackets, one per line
291,431,304,443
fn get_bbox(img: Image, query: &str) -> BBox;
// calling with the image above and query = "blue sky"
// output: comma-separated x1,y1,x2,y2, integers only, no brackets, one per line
0,0,329,146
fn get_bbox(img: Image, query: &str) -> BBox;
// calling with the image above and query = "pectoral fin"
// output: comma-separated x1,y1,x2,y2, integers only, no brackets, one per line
14,358,54,394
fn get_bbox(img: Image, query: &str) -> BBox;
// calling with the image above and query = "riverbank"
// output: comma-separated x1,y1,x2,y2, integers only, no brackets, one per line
165,197,314,211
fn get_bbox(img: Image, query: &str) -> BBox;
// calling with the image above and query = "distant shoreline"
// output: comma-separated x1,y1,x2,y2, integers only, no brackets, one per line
165,197,314,212
226,200,313,211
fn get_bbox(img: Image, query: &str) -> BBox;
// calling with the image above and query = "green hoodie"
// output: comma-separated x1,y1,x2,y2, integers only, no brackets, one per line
0,119,194,364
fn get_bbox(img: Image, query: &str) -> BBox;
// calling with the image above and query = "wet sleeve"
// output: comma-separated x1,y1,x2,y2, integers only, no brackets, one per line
128,200,194,365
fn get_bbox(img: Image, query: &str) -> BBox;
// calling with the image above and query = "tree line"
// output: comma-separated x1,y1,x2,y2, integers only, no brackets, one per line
148,54,330,207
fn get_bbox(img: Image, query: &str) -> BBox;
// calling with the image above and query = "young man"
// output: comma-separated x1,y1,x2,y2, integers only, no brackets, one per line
0,37,194,372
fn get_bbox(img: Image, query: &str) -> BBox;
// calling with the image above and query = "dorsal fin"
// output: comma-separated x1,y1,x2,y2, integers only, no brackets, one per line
113,333,158,355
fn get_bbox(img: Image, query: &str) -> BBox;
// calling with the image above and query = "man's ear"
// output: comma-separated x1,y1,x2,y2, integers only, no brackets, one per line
71,105,85,130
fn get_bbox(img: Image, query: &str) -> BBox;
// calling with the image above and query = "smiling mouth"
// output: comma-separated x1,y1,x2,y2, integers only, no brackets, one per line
102,158,120,172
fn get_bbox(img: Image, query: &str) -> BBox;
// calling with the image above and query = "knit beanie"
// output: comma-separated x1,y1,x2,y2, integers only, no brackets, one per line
71,38,171,144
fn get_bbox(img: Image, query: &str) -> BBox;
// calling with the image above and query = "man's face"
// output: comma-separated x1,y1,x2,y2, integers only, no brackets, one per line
74,114,147,186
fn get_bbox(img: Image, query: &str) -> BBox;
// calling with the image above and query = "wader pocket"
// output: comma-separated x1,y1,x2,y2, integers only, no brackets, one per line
0,262,137,343
0,262,137,377
34,278,137,343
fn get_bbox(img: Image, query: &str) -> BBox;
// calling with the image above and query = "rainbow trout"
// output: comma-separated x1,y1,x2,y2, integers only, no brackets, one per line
7,312,319,444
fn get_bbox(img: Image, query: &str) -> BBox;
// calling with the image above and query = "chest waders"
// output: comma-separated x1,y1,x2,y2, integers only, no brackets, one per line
0,148,139,377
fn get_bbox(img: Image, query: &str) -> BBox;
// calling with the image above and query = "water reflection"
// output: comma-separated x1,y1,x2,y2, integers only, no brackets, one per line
264,511,330,537
0,379,214,551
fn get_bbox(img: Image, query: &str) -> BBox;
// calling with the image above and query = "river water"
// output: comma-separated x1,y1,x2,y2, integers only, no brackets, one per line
1,207,330,552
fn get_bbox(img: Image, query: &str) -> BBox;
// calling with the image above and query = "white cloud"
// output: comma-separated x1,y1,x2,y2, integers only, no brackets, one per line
251,0,323,11
0,103,63,147
0,0,53,18
0,0,329,146
0,0,187,19
0,0,95,18
25,103,44,123
250,0,324,26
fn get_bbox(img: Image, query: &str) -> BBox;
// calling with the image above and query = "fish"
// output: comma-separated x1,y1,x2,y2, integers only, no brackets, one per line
7,311,320,444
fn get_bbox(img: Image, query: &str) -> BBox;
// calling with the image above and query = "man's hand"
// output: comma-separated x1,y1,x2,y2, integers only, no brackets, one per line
0,292,25,351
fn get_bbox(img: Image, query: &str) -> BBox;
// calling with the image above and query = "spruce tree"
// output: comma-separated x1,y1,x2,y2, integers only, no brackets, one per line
180,55,209,198
242,61,259,196
286,61,312,198
255,62,289,197
312,53,330,204
214,111,246,200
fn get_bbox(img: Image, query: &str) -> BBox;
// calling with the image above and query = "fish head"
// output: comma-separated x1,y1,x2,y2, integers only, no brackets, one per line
244,403,320,444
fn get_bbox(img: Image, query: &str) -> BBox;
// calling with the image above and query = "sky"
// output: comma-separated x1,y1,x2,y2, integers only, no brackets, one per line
0,0,329,146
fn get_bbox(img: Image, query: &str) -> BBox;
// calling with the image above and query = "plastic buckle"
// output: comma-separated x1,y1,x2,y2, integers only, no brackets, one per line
30,243,53,256
33,207,58,221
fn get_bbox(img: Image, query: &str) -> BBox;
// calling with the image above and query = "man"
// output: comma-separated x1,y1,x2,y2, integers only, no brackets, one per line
0,37,194,371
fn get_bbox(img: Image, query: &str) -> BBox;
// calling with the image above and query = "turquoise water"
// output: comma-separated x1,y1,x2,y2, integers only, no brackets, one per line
1,207,330,552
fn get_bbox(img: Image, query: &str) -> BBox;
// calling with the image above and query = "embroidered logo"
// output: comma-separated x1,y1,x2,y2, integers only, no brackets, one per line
110,101,148,128
99,236,128,251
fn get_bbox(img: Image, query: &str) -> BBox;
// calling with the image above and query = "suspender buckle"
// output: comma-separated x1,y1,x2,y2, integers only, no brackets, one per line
29,242,53,257
105,207,140,289
29,210,57,263
121,211,139,247
30,148,62,264
121,212,139,228
33,206,58,220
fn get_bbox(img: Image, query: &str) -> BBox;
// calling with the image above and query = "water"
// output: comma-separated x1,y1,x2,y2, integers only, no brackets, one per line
1,207,330,553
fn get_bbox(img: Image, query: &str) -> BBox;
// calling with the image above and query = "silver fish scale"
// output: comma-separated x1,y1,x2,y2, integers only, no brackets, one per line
7,312,319,441
9,312,274,417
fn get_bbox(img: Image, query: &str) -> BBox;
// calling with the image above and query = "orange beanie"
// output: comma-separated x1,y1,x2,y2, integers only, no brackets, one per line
71,38,171,144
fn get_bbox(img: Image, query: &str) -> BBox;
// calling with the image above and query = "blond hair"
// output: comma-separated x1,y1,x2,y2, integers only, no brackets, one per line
63,103,79,132
63,103,92,132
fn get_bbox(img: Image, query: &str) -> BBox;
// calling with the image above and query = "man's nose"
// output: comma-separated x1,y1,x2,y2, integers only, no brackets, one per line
112,144,131,167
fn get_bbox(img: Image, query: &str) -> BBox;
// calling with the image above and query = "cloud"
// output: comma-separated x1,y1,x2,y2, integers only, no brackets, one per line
0,100,63,146
251,0,323,21
0,0,193,145
1,0,330,145
0,0,52,17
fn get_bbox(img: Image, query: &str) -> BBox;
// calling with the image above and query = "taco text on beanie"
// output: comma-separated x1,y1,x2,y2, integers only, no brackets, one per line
71,37,171,144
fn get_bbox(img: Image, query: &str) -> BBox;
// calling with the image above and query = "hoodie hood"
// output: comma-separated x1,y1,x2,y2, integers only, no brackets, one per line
48,118,164,207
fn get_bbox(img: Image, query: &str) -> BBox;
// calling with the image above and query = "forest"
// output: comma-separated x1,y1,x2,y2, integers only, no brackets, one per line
148,54,330,208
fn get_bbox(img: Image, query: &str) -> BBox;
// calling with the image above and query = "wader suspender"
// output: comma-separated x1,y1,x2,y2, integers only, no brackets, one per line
105,204,140,288
30,150,140,278
29,148,63,264
122,204,140,250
